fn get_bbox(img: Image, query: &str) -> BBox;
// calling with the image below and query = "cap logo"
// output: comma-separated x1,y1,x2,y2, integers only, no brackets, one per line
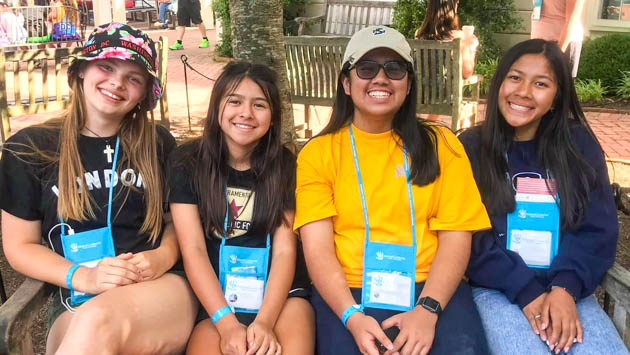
372,27,386,35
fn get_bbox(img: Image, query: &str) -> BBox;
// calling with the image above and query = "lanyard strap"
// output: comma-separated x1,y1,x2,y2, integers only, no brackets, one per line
60,136,121,233
348,124,416,249
504,152,552,191
222,192,270,248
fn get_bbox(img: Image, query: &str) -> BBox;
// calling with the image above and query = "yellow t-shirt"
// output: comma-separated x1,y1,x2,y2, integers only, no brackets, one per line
294,124,490,288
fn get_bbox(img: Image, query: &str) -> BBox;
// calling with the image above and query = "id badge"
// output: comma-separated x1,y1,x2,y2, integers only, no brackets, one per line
219,240,270,313
362,241,415,311
225,274,265,310
532,0,542,21
507,194,559,268
60,226,116,305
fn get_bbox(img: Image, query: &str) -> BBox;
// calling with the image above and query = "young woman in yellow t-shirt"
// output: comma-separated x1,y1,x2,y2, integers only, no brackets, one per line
295,26,491,355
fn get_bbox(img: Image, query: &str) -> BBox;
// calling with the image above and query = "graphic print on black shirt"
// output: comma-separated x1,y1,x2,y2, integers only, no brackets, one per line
0,125,176,257
225,186,254,238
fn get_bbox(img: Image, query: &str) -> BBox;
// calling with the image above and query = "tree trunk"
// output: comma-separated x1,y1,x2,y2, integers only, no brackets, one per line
229,0,296,148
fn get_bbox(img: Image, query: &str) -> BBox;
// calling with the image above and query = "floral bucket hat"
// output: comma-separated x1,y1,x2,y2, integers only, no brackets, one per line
69,22,161,109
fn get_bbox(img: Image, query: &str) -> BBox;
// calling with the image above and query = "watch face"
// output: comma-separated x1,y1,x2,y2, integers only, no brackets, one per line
421,297,441,313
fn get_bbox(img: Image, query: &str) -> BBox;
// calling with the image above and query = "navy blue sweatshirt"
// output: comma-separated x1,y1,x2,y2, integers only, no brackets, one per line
459,124,618,309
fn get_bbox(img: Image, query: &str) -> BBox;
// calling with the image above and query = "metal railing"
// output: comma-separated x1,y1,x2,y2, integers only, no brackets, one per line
0,5,84,48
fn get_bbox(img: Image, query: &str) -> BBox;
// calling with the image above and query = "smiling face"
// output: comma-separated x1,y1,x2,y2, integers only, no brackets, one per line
342,48,411,132
218,77,272,163
498,53,558,141
80,59,149,124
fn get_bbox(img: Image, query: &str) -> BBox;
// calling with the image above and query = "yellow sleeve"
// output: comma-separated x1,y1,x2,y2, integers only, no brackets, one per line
294,137,338,232
428,127,491,231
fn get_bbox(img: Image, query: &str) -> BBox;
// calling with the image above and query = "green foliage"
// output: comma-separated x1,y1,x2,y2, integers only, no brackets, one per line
213,0,232,57
616,71,630,99
474,58,498,95
577,34,630,91
392,0,522,63
574,79,606,103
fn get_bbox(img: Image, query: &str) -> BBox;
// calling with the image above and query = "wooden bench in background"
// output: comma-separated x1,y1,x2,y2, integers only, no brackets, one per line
284,36,481,135
293,0,394,36
0,36,171,144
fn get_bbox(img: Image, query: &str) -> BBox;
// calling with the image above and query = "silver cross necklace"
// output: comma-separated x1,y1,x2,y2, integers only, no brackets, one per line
83,126,115,163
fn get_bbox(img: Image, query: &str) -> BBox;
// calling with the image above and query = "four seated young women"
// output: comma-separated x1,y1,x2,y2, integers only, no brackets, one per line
0,20,627,355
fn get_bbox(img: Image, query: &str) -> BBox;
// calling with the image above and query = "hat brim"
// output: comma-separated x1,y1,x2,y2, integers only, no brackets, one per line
345,44,414,67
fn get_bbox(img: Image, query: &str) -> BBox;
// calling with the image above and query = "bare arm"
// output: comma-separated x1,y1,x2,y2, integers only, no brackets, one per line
452,30,479,79
301,218,393,355
254,211,296,327
2,210,141,294
246,211,297,354
558,0,585,51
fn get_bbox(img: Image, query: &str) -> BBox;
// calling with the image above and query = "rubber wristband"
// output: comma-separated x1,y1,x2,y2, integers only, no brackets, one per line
341,304,363,328
65,264,81,290
211,306,233,325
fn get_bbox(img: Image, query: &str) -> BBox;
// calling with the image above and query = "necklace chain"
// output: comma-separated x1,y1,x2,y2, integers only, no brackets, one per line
83,125,103,138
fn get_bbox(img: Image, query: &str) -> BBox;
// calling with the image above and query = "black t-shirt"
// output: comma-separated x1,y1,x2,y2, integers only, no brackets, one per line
168,144,272,278
0,124,176,257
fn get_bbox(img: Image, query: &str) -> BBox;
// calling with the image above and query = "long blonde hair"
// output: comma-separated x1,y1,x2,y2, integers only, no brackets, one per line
55,65,163,243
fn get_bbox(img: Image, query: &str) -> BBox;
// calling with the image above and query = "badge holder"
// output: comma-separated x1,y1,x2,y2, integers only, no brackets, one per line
532,0,542,21
506,172,560,269
349,124,418,312
58,137,120,307
218,195,270,314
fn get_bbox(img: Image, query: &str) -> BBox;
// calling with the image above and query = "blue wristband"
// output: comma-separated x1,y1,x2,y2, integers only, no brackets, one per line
65,264,81,290
341,304,363,328
211,306,233,325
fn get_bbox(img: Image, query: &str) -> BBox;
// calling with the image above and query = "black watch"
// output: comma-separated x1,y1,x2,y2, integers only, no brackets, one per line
416,296,443,316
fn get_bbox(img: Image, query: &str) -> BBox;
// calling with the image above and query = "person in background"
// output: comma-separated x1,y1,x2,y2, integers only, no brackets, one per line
415,0,479,123
530,0,585,77
153,0,171,29
459,38,628,355
169,0,208,50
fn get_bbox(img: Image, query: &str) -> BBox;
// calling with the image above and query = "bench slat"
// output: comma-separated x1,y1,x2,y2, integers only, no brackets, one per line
42,59,49,106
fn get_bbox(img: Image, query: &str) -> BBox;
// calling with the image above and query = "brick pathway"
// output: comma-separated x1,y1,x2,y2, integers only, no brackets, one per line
6,26,630,161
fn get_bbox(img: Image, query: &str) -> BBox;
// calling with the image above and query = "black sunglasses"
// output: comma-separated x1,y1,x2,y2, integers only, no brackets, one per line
350,60,410,80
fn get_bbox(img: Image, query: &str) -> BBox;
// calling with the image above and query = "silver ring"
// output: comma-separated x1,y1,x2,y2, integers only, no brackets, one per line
535,314,541,319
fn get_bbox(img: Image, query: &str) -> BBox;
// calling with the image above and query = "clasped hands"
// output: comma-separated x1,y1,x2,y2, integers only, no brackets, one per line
346,307,438,355
522,288,583,354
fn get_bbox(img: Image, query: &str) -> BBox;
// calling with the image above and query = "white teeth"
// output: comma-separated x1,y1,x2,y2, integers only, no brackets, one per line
101,89,121,100
509,102,531,111
234,123,254,129
368,91,390,98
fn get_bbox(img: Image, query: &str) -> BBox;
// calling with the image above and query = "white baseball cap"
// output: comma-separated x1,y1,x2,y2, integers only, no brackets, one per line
342,26,413,67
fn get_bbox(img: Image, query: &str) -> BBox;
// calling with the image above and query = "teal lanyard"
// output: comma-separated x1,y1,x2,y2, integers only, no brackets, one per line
60,136,121,233
348,124,417,255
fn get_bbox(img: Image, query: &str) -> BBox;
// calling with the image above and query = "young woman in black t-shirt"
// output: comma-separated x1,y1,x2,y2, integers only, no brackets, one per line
0,23,198,354
169,62,315,355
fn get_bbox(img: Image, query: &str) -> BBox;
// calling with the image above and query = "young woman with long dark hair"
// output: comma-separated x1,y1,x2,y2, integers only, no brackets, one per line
169,62,315,355
459,39,628,355
0,23,198,354
295,26,490,355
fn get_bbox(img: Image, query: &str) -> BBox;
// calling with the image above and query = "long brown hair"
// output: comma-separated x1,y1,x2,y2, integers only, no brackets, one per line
415,0,459,40
53,62,163,243
174,62,294,239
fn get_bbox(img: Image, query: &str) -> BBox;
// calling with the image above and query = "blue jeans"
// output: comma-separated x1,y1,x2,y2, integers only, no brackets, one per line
158,3,170,23
472,287,629,355
312,281,489,355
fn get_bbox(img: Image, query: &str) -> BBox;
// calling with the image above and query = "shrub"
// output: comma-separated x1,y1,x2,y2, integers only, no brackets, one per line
616,71,630,99
393,0,522,63
577,34,630,91
574,79,606,103
474,58,499,96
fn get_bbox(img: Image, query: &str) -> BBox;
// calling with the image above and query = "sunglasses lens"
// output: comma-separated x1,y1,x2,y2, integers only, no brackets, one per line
355,62,379,79
384,62,407,80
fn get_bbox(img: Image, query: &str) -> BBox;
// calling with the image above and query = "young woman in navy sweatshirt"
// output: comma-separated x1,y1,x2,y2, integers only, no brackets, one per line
459,39,628,355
